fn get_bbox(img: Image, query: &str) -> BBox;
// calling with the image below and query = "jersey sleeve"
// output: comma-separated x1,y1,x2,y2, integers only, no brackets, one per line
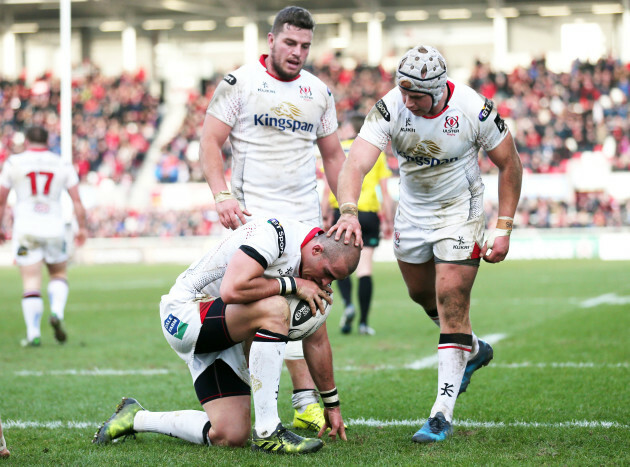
357,92,396,152
239,219,284,270
64,162,80,188
316,86,338,139
206,73,243,127
475,95,509,152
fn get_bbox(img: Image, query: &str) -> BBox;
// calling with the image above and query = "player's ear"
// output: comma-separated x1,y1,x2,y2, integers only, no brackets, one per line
312,244,324,256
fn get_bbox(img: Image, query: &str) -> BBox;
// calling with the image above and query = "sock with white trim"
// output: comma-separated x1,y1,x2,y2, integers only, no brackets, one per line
292,389,319,412
134,410,210,445
430,333,472,422
250,329,288,437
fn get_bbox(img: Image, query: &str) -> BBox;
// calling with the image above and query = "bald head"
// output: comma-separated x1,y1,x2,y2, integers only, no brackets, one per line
318,233,361,279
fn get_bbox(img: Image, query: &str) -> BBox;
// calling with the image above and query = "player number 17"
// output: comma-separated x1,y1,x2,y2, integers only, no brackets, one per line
27,171,55,195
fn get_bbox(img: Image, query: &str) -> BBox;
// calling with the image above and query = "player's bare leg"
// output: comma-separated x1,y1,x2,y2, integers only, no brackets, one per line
46,262,69,343
19,261,44,346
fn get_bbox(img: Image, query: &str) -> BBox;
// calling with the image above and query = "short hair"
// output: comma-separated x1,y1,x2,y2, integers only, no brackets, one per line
271,6,315,35
25,126,48,145
320,234,361,277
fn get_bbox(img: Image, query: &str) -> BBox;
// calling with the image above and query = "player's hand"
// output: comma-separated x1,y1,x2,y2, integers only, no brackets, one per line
327,213,363,248
295,279,333,315
75,227,88,247
481,234,510,263
215,198,251,230
318,407,347,441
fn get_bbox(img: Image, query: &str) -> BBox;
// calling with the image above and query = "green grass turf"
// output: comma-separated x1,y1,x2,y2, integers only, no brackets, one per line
0,259,628,465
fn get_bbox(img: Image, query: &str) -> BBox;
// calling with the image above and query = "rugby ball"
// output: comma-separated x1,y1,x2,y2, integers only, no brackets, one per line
286,294,331,341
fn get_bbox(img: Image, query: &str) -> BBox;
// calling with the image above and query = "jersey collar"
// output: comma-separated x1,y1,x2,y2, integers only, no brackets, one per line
259,54,301,82
301,228,324,249
423,80,455,120
298,227,324,277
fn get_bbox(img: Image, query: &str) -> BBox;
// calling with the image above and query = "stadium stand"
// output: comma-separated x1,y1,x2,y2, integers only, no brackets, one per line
1,56,630,237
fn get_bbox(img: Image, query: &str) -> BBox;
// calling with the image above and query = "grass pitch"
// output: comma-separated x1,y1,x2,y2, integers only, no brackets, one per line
0,259,628,465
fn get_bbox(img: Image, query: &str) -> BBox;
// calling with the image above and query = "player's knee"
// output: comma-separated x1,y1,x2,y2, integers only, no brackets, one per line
408,288,435,308
257,295,290,331
210,424,249,447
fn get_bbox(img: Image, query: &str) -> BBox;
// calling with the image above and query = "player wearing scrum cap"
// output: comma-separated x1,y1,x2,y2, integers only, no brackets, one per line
330,45,522,443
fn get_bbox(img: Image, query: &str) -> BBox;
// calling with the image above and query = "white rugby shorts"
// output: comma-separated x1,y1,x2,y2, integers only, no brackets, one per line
12,232,69,266
159,296,250,386
393,214,485,264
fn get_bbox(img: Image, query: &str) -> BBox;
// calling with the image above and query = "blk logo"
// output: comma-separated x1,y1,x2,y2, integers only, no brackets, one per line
440,382,454,397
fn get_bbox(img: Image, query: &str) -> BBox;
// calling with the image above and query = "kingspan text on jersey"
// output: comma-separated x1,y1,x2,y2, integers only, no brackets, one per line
254,114,314,133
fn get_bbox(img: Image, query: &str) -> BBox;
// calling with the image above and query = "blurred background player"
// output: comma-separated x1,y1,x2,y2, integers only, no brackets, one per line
321,113,394,335
93,217,360,453
330,45,522,443
0,416,9,459
199,6,346,432
0,126,87,346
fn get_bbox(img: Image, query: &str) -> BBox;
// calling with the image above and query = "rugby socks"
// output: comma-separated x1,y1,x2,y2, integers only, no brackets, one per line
358,275,372,325
292,389,319,412
250,329,288,437
134,410,210,445
424,308,441,327
423,308,479,356
336,277,352,308
47,278,69,321
22,292,43,342
430,333,472,423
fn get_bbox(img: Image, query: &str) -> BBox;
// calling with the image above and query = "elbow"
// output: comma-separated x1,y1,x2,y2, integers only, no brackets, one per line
219,283,239,304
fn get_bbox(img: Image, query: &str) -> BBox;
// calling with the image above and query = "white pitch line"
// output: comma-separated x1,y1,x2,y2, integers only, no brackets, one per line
13,369,170,377
493,362,629,369
3,419,627,430
339,333,508,372
579,293,630,308
350,418,630,429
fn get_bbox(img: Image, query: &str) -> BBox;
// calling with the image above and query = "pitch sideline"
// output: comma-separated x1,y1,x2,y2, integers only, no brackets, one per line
3,419,628,430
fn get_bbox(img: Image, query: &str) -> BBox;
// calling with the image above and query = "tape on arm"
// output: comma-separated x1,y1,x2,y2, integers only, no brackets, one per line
486,216,513,249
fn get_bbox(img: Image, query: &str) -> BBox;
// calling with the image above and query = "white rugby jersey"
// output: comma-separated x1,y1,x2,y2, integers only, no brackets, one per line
0,148,79,237
207,55,338,222
359,80,508,228
165,217,321,302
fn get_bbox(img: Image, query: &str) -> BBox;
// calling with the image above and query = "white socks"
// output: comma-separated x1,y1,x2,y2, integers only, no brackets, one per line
134,410,210,445
48,279,69,321
430,333,473,423
292,389,319,412
22,293,43,341
249,329,288,437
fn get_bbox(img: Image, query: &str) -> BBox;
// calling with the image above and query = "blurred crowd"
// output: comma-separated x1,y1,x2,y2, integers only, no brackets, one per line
2,55,630,237
0,62,160,184
161,55,630,182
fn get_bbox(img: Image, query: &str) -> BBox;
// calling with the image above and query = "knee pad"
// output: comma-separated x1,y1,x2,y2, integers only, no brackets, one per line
284,339,304,360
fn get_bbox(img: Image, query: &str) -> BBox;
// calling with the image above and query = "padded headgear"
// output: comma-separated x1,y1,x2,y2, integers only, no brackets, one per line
396,45,448,108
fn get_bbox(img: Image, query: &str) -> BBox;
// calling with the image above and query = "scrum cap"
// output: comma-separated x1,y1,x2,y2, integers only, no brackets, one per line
396,45,448,108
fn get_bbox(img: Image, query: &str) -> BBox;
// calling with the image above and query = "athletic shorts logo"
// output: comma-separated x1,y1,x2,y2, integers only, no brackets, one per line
223,74,237,85
164,313,188,340
267,218,286,256
479,98,494,121
375,99,391,122
494,114,506,133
